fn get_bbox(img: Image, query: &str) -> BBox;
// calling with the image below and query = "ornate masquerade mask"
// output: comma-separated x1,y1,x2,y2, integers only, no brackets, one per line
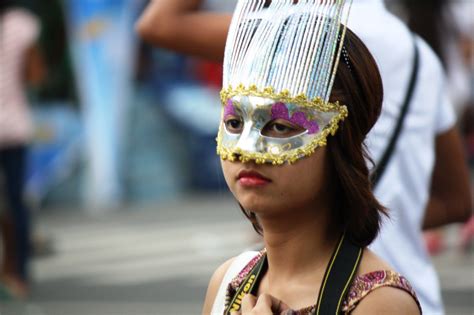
217,0,352,165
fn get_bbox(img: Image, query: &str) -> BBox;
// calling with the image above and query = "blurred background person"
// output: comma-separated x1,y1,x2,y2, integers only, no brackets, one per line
0,0,45,298
64,0,143,211
390,0,474,255
347,3,471,314
136,0,235,61
136,0,238,192
136,0,472,314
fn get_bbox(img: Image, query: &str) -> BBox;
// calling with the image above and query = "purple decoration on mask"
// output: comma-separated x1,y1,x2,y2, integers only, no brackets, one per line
290,112,307,127
306,121,320,134
270,102,290,120
224,99,237,119
271,102,320,134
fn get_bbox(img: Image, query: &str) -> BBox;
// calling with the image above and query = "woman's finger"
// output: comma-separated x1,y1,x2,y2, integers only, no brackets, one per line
253,293,280,314
277,300,291,313
241,294,257,313
240,293,291,314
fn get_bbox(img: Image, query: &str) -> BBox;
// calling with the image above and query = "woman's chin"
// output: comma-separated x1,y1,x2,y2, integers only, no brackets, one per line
238,195,281,214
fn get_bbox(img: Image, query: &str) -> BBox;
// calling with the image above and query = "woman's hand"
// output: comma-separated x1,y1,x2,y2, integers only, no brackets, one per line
231,293,294,315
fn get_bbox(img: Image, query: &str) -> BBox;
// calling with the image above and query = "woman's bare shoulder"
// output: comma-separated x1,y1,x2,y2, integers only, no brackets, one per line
348,249,420,315
357,248,392,274
350,285,421,315
201,257,236,315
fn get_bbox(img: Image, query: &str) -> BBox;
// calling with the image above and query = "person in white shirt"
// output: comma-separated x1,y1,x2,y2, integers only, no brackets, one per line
136,1,471,314
346,2,471,314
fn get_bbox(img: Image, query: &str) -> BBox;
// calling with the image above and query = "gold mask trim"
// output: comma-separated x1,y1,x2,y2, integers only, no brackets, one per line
220,84,346,112
216,85,349,165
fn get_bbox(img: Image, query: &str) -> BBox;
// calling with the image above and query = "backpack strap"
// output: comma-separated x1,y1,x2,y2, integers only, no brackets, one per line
371,36,420,188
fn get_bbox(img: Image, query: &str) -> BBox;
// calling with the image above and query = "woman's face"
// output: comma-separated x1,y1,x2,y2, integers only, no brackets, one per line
221,146,330,216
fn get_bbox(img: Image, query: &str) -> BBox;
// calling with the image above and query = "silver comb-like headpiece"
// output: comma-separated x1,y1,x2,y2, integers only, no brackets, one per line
222,0,352,102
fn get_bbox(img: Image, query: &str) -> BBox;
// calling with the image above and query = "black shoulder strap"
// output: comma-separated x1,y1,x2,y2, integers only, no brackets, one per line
224,253,267,314
371,36,420,188
315,234,363,315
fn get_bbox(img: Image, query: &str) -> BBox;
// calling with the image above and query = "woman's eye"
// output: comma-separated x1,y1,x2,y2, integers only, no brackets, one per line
224,118,244,133
262,120,305,138
272,123,290,133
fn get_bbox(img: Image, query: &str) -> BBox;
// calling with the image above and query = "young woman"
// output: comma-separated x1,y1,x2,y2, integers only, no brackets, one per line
201,1,422,314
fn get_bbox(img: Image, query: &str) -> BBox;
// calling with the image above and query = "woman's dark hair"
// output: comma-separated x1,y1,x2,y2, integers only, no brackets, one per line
240,27,387,248
328,27,386,247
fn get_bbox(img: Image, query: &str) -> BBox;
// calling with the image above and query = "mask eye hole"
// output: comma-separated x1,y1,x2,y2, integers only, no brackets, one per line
224,116,244,134
261,119,306,138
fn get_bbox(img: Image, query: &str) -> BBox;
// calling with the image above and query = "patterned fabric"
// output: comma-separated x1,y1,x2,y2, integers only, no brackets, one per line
224,252,422,314
224,251,266,310
341,270,421,313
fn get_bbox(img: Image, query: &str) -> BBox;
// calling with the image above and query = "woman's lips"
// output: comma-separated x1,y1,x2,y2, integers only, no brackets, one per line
237,170,271,187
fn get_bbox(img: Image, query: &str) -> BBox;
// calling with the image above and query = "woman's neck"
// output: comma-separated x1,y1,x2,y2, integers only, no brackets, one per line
258,204,340,283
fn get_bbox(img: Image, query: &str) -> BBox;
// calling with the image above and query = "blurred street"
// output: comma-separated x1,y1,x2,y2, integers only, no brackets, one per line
1,195,473,315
